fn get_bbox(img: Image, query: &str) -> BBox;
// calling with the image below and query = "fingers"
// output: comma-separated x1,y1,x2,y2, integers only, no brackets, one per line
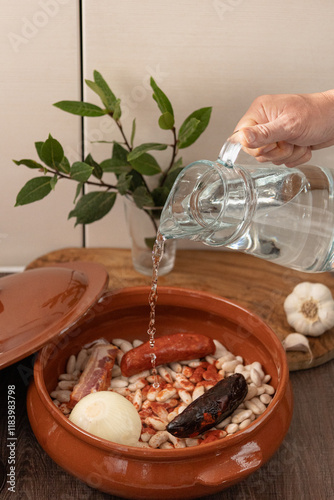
255,143,312,167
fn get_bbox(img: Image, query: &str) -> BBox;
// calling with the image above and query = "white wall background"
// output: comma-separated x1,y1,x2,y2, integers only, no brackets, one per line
2,0,334,267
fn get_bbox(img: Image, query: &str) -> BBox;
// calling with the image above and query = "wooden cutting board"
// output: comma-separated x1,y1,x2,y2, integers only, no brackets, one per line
26,247,334,371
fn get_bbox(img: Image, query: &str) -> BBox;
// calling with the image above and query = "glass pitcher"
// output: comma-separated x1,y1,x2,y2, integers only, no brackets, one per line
159,137,334,272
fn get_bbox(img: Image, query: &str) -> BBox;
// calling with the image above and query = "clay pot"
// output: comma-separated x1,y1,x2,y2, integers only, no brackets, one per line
27,286,293,500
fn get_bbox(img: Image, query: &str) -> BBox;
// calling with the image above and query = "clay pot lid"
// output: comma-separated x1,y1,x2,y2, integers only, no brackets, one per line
0,261,109,370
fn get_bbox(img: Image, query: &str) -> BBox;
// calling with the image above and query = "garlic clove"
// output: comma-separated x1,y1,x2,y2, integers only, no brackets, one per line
282,333,310,352
292,282,313,300
310,283,333,302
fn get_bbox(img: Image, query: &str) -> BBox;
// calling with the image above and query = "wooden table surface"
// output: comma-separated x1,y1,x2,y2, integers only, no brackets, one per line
1,248,334,500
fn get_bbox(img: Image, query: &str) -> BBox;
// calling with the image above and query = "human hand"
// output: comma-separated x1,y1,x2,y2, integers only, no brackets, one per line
233,91,334,167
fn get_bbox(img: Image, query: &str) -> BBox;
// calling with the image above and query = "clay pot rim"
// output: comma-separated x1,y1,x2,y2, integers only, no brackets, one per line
34,286,289,460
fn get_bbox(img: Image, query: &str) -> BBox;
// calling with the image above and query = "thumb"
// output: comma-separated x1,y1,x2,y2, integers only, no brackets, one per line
239,118,287,148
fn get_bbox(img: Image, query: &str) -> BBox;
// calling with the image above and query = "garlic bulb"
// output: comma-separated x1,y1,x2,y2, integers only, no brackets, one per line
284,282,334,336
69,391,142,446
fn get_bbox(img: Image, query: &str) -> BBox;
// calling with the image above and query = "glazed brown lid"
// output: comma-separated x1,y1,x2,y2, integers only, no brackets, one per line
0,262,109,370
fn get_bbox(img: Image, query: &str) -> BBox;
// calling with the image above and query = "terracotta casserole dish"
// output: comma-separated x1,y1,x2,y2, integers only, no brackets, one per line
26,278,293,499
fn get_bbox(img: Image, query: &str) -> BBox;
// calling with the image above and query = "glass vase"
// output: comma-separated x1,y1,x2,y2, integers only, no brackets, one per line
124,197,177,276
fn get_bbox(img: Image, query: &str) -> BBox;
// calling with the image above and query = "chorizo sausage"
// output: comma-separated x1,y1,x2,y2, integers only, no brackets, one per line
166,373,247,438
120,333,215,377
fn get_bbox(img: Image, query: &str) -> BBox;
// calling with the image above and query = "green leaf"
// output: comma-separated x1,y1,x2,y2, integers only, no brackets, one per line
158,111,175,130
85,153,103,179
132,186,154,209
128,170,146,192
41,135,64,169
178,118,200,148
15,176,53,206
50,176,58,190
112,142,128,162
69,191,117,225
85,71,117,111
130,118,136,148
58,156,71,174
100,158,131,174
35,141,44,161
116,172,132,195
129,153,162,176
53,101,107,117
178,107,212,149
151,186,170,207
113,99,122,121
150,77,174,117
74,182,83,203
13,159,44,169
70,161,94,182
127,143,168,162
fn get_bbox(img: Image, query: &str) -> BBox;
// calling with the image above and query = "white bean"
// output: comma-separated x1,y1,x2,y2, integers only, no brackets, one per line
250,397,267,413
205,355,216,365
111,338,126,347
169,362,182,373
238,418,252,430
263,384,275,395
244,399,265,415
178,389,192,405
245,385,258,401
50,390,71,403
120,340,133,353
128,380,146,392
226,423,239,434
260,393,272,405
212,339,228,359
59,373,75,381
251,362,265,379
232,409,253,424
145,416,166,431
132,389,142,411
116,351,124,365
167,433,186,448
158,366,174,383
185,438,201,447
192,385,205,401
149,431,169,449
160,442,174,449
216,416,231,429
75,349,88,371
222,360,239,373
66,355,76,375
187,360,202,368
129,371,151,383
156,387,177,402
57,380,76,391
109,378,128,388
111,365,122,377
250,367,263,387
133,339,143,348
264,374,271,383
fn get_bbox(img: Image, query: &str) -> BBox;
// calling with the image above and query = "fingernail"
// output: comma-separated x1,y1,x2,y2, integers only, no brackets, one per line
244,129,256,145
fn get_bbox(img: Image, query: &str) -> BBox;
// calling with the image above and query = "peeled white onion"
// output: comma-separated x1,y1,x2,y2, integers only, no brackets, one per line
69,391,142,446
